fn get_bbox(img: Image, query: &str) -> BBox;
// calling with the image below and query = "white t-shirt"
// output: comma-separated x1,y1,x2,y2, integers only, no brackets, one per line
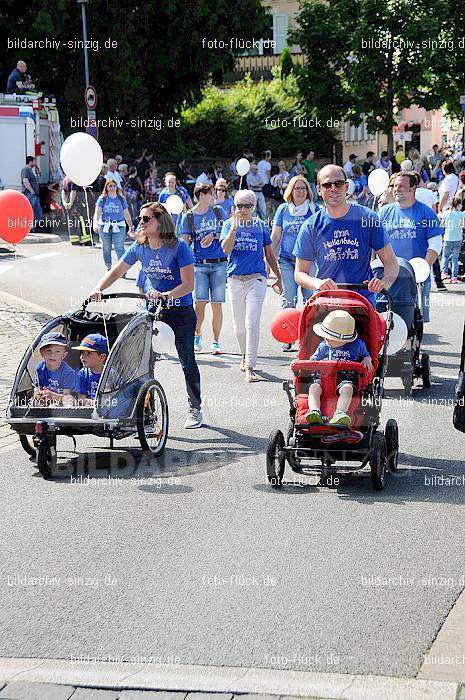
415,188,438,211
439,173,459,211
343,160,355,177
257,159,271,184
195,172,213,186
106,171,123,189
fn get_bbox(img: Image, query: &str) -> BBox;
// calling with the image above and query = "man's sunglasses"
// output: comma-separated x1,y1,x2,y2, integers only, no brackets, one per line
236,203,253,209
319,179,347,190
140,214,158,223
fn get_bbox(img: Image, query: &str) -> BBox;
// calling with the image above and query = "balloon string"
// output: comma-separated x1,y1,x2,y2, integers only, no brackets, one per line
13,244,24,301
84,187,94,247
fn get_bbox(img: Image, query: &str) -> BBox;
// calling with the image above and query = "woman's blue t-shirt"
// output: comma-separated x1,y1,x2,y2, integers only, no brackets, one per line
122,240,195,306
216,198,233,217
273,202,319,263
96,194,128,222
179,206,226,262
220,217,271,277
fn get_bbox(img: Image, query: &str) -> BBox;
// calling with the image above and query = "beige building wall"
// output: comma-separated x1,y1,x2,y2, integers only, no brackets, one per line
262,0,301,53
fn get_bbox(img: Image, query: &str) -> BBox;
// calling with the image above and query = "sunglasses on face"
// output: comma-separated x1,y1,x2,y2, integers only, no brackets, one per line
293,186,308,192
107,184,116,188
319,179,346,190
216,188,227,192
236,203,253,209
140,214,157,223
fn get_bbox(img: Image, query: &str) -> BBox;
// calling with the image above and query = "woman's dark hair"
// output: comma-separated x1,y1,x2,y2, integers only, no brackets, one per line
194,182,214,198
443,162,456,175
136,202,178,248
270,165,279,177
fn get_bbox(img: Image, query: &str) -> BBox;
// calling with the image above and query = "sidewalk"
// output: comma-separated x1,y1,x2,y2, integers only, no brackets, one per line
0,290,52,454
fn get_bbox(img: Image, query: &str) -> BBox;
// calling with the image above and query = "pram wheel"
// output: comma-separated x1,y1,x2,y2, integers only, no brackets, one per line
385,419,399,472
19,434,36,459
37,441,57,479
266,430,285,488
136,380,169,457
369,431,387,491
421,354,431,388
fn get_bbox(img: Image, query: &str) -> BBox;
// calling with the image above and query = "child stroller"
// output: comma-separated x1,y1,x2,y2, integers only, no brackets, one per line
266,284,399,491
372,257,431,395
5,294,169,479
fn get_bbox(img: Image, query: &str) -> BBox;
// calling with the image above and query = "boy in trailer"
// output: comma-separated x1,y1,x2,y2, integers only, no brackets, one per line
73,334,109,407
34,332,76,407
306,310,372,426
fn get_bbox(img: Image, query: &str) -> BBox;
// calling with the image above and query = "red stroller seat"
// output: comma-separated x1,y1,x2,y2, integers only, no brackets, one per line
291,290,387,429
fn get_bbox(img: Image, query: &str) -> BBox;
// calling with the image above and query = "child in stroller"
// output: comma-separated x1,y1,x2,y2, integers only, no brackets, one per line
306,310,373,426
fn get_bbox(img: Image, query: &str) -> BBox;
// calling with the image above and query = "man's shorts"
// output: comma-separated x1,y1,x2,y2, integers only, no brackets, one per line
309,370,358,394
194,261,227,303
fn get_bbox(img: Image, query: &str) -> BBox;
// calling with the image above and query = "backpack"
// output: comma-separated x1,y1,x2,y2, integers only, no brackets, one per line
453,321,465,433
186,206,224,257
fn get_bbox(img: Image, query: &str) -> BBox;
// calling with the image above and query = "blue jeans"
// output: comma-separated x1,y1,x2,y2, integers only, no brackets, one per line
309,182,318,202
99,223,126,268
254,191,267,220
24,192,42,230
420,275,431,323
279,257,312,308
442,240,461,278
194,261,227,302
159,305,201,410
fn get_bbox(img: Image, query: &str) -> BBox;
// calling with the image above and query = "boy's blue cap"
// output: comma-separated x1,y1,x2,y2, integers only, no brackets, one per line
37,332,68,351
73,333,108,354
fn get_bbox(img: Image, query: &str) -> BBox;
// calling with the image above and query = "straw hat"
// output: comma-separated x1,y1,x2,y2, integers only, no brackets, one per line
314,310,357,342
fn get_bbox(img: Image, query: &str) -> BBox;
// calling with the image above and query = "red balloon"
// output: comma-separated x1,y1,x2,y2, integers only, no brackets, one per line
270,308,302,343
0,189,34,244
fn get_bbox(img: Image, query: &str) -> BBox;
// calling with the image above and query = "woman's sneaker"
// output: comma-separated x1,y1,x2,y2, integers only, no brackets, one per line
184,408,203,429
305,409,323,424
451,277,460,284
329,410,351,426
211,341,222,355
194,334,202,353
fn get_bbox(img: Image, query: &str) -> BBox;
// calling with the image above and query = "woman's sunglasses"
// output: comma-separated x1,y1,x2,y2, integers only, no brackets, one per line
140,214,157,223
319,179,346,190
107,184,117,188
236,203,253,209
216,188,227,192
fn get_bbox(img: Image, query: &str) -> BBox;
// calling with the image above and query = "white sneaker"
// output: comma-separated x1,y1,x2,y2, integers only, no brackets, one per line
184,408,203,429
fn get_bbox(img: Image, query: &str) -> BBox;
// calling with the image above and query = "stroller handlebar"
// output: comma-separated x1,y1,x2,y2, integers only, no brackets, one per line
334,283,393,310
80,293,167,313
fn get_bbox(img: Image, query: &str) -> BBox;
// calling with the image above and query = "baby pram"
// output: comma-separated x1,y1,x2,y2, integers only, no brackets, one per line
372,257,431,395
267,284,399,491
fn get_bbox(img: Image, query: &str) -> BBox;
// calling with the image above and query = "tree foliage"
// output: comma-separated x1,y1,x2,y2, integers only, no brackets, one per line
290,0,465,153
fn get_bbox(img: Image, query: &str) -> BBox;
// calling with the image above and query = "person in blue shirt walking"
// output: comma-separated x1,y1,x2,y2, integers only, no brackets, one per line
214,179,234,218
93,179,135,270
158,172,194,230
220,190,282,383
89,202,203,429
442,192,465,283
293,164,399,307
180,183,227,355
378,170,443,322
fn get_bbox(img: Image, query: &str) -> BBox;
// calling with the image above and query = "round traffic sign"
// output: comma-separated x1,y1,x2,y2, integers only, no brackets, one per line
84,85,97,109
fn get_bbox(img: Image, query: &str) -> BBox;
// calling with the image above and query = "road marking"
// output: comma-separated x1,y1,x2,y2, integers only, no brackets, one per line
29,252,61,261
0,657,457,699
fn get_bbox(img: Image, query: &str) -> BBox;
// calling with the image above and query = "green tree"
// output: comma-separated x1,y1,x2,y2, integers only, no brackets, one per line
290,0,462,155
0,0,270,146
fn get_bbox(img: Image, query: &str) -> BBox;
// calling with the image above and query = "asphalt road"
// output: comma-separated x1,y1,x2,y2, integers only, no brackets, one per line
1,239,464,678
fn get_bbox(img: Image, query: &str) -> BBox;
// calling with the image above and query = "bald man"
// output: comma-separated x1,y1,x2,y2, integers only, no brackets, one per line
6,61,35,93
293,164,398,306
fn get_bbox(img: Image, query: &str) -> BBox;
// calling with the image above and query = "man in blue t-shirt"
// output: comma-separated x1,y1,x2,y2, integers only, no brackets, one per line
378,171,443,322
180,183,227,355
293,164,399,306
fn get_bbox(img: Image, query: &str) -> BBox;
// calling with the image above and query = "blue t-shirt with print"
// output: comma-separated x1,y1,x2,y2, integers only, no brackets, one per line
96,194,128,222
36,361,77,394
378,201,441,259
273,202,319,262
311,337,370,362
122,240,195,306
293,204,389,305
78,367,102,399
217,198,234,217
180,206,226,263
220,217,271,277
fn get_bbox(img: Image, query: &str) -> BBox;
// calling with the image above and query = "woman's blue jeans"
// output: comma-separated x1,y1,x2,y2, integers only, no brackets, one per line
279,257,312,308
99,223,126,268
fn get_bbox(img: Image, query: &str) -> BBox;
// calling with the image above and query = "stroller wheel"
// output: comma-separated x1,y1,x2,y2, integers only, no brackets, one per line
19,434,36,459
37,441,58,479
369,431,387,491
266,430,285,488
385,419,399,472
421,354,431,389
136,380,169,457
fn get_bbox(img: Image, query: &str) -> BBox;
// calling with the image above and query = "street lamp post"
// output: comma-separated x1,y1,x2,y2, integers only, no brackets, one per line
77,0,90,126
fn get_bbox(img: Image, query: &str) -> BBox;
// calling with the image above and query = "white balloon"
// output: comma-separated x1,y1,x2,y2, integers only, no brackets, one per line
236,158,250,177
60,132,103,187
347,179,355,196
165,194,184,215
380,311,409,355
152,321,176,354
368,168,390,196
409,257,431,284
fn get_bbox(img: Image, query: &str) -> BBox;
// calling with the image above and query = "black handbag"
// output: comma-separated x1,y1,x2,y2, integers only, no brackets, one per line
453,320,465,433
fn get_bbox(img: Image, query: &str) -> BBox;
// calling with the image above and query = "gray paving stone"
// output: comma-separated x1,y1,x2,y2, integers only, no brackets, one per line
186,695,233,700
69,689,120,699
0,682,75,700
119,693,188,700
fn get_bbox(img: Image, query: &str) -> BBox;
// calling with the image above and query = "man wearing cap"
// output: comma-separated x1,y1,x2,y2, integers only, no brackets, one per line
293,164,399,307
73,334,109,406
35,332,76,407
343,154,357,178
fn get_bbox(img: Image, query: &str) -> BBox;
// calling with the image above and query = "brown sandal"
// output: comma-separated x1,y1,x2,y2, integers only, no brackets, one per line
245,368,260,382
239,356,246,372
